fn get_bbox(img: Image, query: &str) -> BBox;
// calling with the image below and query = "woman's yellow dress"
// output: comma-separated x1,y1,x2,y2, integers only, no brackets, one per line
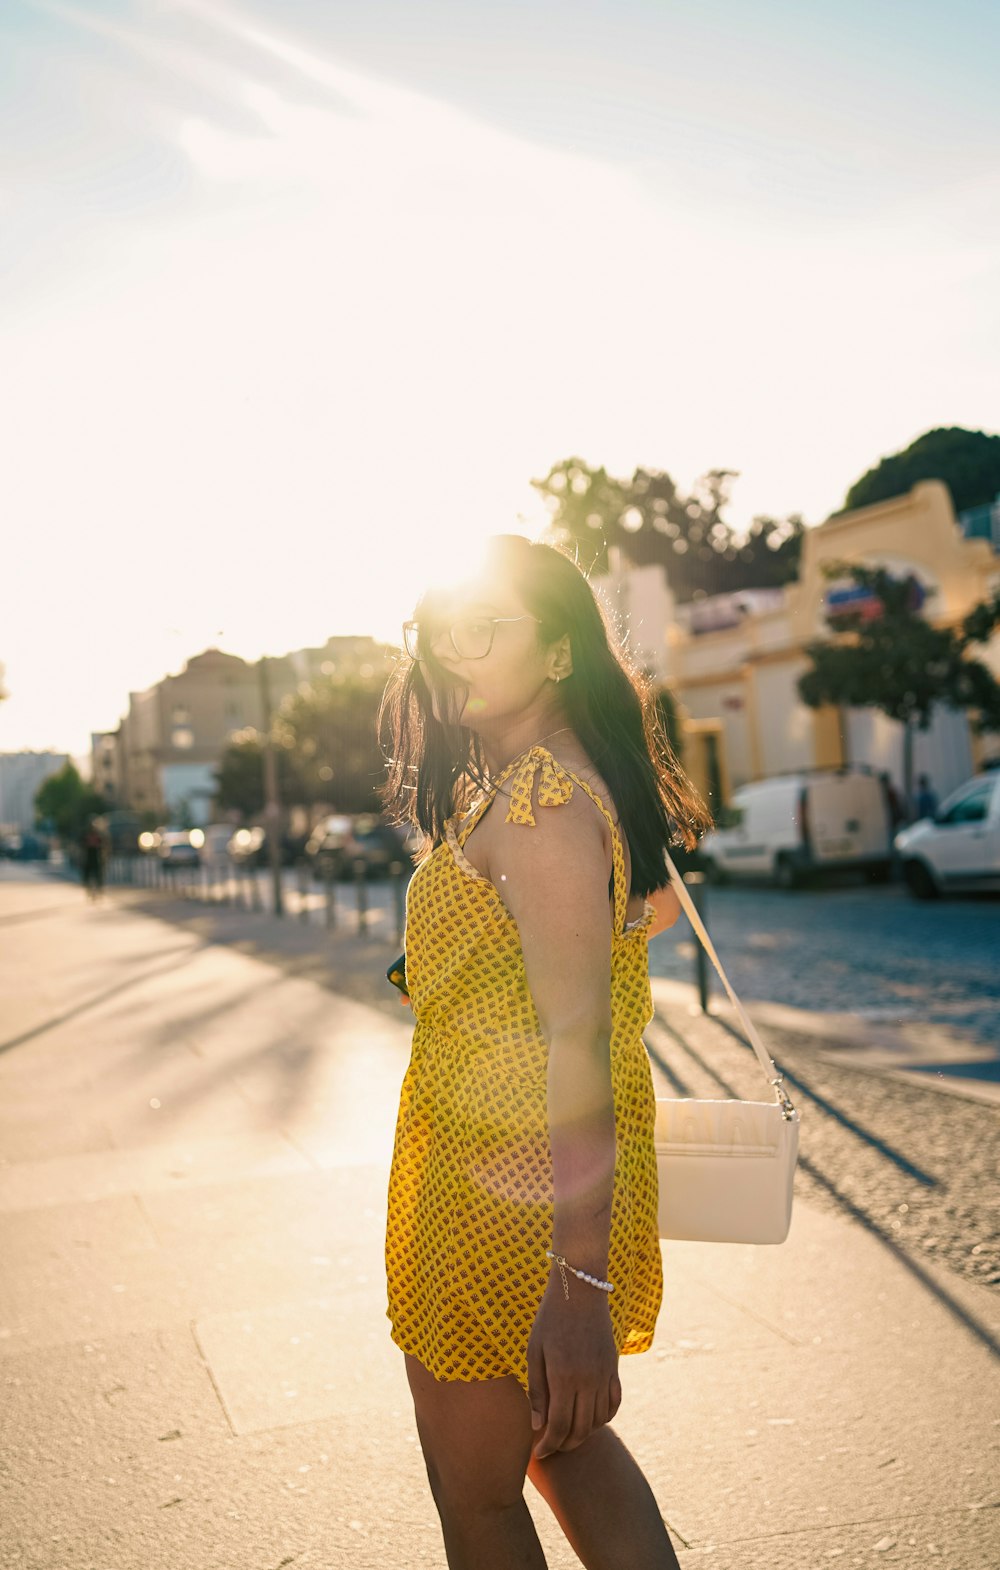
385,743,663,1391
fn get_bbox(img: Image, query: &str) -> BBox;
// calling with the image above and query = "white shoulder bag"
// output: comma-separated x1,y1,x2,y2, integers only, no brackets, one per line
653,852,801,1244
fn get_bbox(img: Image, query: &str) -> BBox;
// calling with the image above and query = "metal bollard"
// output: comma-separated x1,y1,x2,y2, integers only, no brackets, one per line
324,862,336,930
353,856,368,934
389,860,406,948
682,870,710,1013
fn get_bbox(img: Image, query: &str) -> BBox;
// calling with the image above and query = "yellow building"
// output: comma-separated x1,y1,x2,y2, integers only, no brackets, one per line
669,481,1000,806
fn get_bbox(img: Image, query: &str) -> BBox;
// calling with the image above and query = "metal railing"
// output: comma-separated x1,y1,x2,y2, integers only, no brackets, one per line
94,854,411,947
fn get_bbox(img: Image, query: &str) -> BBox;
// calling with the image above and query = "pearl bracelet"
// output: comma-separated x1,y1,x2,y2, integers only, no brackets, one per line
545,1250,615,1299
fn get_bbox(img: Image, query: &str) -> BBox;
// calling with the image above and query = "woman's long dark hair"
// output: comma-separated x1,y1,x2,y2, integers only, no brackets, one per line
376,534,713,897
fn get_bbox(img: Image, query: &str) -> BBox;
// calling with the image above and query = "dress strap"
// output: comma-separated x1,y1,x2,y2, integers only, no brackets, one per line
457,745,629,937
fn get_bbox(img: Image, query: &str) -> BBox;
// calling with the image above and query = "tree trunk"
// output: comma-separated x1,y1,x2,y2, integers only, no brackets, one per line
902,718,914,822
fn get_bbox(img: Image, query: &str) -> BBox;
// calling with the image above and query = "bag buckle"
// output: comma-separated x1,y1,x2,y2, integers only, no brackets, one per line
770,1074,797,1119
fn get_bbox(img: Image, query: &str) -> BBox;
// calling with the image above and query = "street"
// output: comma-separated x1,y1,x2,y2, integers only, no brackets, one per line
648,879,1000,1051
1,867,999,1568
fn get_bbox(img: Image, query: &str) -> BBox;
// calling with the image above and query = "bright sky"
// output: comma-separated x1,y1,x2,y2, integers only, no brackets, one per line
2,0,998,757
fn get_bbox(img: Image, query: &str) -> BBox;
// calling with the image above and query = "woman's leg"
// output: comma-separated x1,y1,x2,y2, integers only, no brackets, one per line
404,1352,546,1570
527,1424,681,1570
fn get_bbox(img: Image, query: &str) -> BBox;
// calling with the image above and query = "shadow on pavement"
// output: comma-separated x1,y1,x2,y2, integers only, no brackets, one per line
0,945,201,1057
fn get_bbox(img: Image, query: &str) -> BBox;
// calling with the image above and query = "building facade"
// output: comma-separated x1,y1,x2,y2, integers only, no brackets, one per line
590,550,677,681
104,637,396,824
90,731,121,805
665,481,1000,805
0,752,70,834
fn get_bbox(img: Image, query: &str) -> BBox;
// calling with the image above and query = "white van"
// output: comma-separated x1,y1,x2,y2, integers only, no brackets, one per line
699,768,893,889
894,772,1000,897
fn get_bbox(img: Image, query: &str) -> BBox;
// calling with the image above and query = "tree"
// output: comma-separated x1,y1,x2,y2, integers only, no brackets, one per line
274,673,388,814
532,456,804,602
798,566,1000,813
215,674,390,820
34,762,105,842
213,730,303,819
844,427,1000,515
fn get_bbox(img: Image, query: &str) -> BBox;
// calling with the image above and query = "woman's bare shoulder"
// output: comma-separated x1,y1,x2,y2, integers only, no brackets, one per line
548,749,620,826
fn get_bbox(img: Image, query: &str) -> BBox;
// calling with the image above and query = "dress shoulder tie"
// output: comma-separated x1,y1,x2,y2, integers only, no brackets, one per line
504,746,576,826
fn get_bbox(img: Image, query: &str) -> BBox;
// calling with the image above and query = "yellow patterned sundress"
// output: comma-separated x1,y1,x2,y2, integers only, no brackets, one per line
384,743,663,1391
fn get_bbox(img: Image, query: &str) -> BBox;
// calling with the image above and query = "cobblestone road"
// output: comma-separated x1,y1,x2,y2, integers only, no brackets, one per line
648,880,1000,1047
642,1000,1000,1298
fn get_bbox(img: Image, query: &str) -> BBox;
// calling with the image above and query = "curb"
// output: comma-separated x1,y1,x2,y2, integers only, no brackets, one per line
648,976,1000,1110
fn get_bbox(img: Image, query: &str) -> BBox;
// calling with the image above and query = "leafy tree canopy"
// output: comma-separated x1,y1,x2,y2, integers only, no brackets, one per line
34,762,106,841
798,564,1000,806
532,457,804,604
844,426,1000,515
215,674,389,819
274,674,388,814
213,730,304,820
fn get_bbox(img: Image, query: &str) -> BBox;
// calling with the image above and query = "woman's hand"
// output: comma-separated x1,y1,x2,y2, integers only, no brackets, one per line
526,1276,622,1461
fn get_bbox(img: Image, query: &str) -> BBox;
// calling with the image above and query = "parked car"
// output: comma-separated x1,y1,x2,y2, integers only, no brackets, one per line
194,823,237,869
337,815,422,881
103,810,142,855
0,831,48,861
305,813,421,881
305,814,354,881
895,772,1000,898
226,826,308,869
154,828,201,868
226,825,266,867
698,767,893,889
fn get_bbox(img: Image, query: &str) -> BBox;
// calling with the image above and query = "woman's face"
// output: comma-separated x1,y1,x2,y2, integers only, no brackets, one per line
419,574,564,732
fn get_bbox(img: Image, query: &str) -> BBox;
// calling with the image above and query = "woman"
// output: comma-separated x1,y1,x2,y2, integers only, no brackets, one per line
378,534,712,1569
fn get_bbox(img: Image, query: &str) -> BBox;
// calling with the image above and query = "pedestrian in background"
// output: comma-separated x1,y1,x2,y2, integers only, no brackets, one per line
915,774,938,820
79,818,105,900
880,770,905,835
378,533,710,1570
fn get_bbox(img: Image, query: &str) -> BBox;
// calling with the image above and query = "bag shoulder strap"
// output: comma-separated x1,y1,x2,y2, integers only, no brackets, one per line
663,849,796,1116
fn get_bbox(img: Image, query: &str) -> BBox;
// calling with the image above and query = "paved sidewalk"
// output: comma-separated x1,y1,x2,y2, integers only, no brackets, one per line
72,862,1000,1107
1,872,998,1568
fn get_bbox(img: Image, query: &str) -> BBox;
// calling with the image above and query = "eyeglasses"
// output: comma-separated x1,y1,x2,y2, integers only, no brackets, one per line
402,615,540,662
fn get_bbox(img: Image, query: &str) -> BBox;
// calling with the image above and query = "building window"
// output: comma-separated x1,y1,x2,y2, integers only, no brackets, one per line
171,708,194,750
